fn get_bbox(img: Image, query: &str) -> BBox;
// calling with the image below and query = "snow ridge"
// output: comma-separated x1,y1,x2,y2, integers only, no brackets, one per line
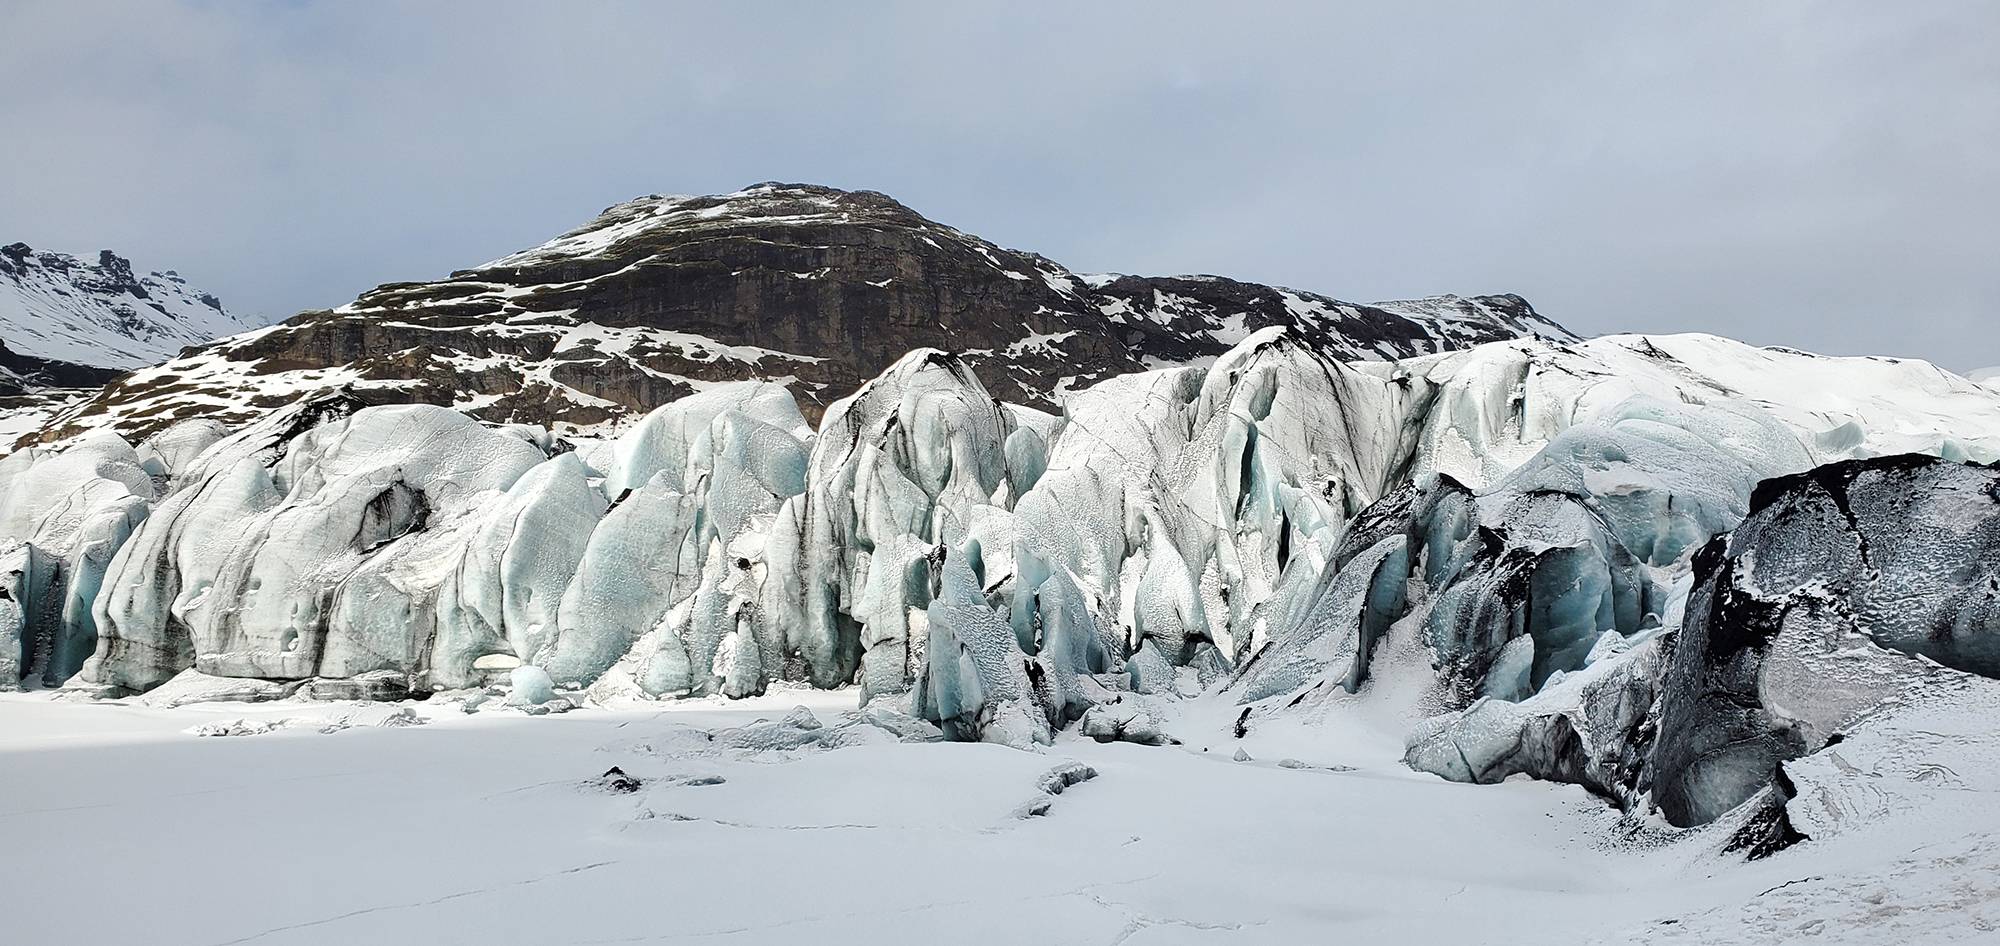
0,242,258,372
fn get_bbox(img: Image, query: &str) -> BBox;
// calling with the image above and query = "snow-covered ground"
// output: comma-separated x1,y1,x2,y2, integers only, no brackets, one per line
6,687,1995,945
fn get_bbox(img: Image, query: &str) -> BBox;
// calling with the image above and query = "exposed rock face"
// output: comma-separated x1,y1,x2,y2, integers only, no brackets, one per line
41,183,1573,442
0,338,117,393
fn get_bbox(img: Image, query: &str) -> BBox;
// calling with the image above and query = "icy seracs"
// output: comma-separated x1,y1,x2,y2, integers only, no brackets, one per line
1397,452,2000,847
0,431,154,688
8,327,2000,842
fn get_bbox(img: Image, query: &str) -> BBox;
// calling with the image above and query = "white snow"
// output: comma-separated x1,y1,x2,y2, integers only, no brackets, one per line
1038,269,1081,297
1208,311,1252,345
0,247,260,369
1003,327,1078,359
3,684,1995,944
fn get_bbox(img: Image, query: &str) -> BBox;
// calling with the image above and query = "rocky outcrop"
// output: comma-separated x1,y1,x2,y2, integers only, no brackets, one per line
1401,453,2000,846
0,338,120,393
1649,455,2000,827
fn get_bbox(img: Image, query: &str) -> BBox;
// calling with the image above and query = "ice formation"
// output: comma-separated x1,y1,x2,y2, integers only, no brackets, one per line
7,327,2000,841
1396,452,2000,845
0,430,153,688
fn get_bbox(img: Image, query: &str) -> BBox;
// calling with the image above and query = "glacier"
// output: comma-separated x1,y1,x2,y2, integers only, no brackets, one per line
5,328,2000,853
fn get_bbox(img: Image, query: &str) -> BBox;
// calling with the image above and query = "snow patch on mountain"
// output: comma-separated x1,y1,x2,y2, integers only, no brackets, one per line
0,391,86,458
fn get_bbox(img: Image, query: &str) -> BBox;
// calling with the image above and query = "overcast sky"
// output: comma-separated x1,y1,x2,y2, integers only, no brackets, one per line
4,2,1995,369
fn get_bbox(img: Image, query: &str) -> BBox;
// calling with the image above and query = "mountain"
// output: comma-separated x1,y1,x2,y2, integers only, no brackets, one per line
0,243,257,457
1973,366,2000,389
0,243,257,382
34,183,1572,443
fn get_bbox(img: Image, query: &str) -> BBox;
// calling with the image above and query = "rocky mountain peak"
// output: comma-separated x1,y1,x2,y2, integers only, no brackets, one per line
0,242,256,380
37,183,1576,443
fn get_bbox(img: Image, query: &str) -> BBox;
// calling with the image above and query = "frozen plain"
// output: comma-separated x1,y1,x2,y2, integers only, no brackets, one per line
6,682,1996,946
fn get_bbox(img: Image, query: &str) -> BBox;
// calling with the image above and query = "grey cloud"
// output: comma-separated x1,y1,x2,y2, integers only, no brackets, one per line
2,1,1994,368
